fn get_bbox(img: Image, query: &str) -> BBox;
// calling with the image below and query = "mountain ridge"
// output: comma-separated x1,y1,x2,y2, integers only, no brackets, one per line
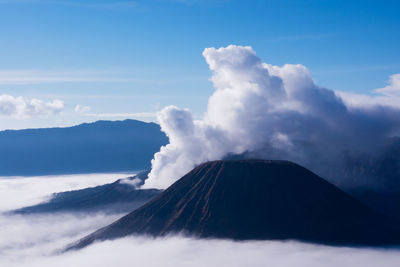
0,119,168,176
12,171,161,214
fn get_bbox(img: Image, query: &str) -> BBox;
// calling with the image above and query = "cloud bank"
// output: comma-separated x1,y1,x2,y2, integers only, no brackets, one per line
1,168,399,267
0,95,64,118
0,172,133,212
0,174,125,265
2,232,400,267
0,212,121,263
144,45,400,189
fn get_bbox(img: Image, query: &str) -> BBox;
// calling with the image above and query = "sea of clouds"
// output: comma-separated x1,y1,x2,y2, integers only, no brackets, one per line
0,173,130,265
144,45,400,189
1,215,400,267
0,172,133,212
0,172,400,267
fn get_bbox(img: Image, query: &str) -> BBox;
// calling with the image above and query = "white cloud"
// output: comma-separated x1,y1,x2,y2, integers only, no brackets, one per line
0,212,122,263
335,90,400,109
119,177,143,189
74,105,91,114
0,175,126,265
0,95,64,118
376,74,400,97
336,74,400,109
143,45,400,189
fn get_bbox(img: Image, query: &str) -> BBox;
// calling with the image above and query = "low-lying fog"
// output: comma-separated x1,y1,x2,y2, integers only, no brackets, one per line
1,173,400,267
0,172,134,212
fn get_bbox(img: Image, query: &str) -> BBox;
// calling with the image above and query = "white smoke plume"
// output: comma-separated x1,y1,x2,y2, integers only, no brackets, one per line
0,95,64,118
144,45,400,189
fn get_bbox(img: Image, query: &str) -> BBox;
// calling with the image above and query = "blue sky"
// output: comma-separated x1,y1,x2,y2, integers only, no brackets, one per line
0,0,399,130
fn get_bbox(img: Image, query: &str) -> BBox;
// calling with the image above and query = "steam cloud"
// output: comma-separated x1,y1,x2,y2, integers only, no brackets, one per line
0,95,64,118
144,45,400,189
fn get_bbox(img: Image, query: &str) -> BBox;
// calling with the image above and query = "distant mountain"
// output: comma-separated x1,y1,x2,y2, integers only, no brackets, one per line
12,171,162,214
0,120,168,176
69,160,400,250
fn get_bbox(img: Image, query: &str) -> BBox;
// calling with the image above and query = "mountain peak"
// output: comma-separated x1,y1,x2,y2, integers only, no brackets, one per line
69,159,400,250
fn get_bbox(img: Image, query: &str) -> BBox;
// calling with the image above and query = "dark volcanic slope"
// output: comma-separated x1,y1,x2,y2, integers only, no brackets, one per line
71,160,400,249
348,189,400,221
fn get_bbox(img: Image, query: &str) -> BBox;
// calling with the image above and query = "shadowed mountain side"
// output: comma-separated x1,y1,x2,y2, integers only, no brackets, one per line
336,137,400,192
69,160,400,250
0,119,168,175
348,189,400,221
224,137,400,193
12,172,161,214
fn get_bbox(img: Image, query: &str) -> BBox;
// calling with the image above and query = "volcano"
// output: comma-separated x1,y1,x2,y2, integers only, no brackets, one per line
70,160,400,249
